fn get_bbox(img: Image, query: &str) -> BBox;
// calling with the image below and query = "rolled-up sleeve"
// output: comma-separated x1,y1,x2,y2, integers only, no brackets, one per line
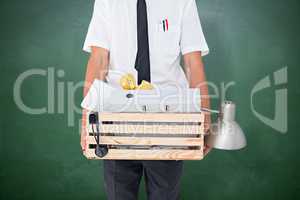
180,0,209,56
83,0,110,52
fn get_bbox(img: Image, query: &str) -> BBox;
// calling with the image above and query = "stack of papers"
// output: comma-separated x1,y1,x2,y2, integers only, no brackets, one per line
81,79,201,113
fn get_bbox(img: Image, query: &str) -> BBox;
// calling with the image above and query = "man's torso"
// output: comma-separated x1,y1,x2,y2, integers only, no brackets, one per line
105,0,190,88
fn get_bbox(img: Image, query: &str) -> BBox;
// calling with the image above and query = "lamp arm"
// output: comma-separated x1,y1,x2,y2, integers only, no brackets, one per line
200,108,220,114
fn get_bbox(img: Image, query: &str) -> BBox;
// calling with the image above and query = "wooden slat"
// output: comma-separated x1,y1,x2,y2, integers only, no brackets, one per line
88,124,203,134
84,149,203,160
87,136,203,146
98,113,204,122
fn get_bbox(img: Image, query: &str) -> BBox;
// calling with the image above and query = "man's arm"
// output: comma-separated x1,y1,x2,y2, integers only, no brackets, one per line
81,46,109,151
83,47,109,96
183,51,210,111
183,51,211,154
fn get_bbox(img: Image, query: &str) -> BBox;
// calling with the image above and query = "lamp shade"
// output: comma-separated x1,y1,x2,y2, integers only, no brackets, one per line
206,101,247,150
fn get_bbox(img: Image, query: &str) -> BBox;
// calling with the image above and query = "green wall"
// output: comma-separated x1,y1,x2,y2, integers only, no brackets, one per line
1,0,299,199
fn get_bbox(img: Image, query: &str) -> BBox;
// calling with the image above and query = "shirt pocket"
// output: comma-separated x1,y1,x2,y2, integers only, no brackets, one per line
154,23,181,57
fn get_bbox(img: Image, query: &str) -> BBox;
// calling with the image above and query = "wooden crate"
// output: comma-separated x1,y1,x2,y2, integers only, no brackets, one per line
84,112,205,160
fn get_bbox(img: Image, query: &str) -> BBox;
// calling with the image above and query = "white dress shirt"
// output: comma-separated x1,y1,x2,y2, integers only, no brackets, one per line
83,0,209,88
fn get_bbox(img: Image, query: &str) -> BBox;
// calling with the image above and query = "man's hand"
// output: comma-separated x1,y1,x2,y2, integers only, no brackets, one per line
80,109,87,152
203,112,211,134
203,113,212,155
204,137,212,156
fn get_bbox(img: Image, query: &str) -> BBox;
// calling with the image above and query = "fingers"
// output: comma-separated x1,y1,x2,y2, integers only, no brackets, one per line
80,110,88,151
203,144,212,156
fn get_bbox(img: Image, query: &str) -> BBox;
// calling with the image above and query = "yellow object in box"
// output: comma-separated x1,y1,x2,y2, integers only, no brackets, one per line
120,73,136,90
120,74,154,90
137,80,154,90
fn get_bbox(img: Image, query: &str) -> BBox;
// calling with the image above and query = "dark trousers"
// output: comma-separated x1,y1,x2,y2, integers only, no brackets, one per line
103,160,183,200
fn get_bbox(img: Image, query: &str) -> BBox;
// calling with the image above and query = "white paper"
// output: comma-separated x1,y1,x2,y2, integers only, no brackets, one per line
81,79,202,113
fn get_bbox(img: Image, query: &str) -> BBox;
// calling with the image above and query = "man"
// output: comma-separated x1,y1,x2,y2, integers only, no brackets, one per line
81,0,211,199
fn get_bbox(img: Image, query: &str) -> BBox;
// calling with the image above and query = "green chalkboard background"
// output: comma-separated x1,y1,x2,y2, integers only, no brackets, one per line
1,0,299,199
